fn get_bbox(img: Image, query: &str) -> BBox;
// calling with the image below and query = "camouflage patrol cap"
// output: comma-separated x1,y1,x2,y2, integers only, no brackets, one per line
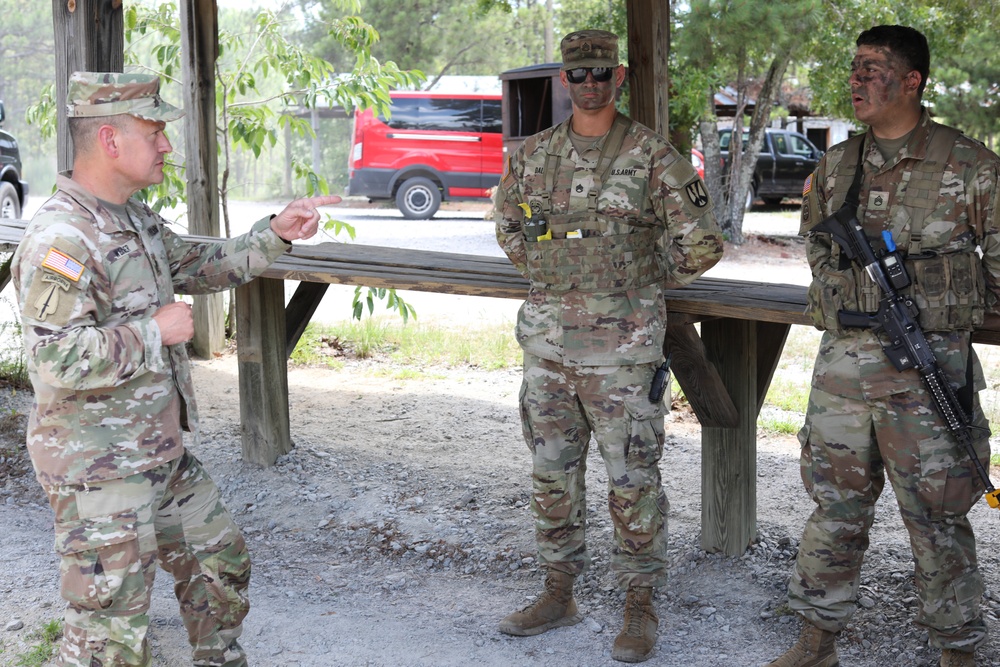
66,72,184,122
560,30,619,71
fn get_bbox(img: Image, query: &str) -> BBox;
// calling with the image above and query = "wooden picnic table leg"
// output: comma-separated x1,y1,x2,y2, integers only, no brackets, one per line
236,277,292,466
697,317,790,556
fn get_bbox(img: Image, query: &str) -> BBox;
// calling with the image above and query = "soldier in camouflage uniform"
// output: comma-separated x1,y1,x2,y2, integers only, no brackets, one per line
10,72,339,667
494,30,722,663
767,26,1000,667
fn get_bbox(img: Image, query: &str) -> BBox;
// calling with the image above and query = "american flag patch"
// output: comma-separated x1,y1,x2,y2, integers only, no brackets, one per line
41,247,85,282
802,174,813,197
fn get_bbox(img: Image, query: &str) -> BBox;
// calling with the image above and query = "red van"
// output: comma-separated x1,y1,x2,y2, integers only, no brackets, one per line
347,91,504,219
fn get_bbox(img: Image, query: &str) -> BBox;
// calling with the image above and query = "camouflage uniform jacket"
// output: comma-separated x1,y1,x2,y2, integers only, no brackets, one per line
495,115,722,366
11,174,291,486
800,109,1000,400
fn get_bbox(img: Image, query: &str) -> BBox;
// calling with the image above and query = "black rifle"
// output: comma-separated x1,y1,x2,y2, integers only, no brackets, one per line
815,201,1000,511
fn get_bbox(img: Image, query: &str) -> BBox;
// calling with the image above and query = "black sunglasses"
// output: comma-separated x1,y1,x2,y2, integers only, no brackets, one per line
565,67,615,84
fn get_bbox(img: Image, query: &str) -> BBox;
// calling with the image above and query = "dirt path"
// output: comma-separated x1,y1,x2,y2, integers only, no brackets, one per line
2,219,1000,666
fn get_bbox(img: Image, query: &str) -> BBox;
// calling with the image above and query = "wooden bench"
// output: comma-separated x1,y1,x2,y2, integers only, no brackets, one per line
3,220,998,556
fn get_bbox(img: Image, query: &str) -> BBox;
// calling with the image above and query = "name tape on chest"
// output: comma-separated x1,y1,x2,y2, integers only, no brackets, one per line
41,247,85,282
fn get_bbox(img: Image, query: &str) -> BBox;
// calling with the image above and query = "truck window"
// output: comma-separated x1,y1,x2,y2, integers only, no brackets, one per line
772,133,788,154
788,134,815,157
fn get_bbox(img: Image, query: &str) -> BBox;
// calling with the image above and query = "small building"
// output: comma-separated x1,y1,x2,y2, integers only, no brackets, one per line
498,63,572,156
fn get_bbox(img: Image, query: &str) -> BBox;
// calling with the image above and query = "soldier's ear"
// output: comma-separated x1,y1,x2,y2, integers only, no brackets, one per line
96,124,121,158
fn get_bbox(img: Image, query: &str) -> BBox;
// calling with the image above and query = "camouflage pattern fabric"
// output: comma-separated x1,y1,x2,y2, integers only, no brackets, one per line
66,71,184,122
521,353,669,588
789,109,1000,650
495,116,722,367
495,114,720,588
10,172,290,665
559,29,619,70
47,452,250,667
11,174,289,487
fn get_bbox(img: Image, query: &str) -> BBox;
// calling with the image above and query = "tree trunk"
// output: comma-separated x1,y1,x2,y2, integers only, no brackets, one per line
723,47,794,246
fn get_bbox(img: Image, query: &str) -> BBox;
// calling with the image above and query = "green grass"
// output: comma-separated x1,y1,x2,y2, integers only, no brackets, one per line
13,619,61,667
290,318,522,371
758,413,802,436
0,302,29,390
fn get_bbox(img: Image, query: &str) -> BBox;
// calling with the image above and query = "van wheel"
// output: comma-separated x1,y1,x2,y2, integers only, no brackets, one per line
0,182,20,219
396,178,441,219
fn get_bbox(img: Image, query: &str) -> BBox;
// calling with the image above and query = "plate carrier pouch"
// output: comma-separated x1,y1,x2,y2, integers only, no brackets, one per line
524,114,663,294
810,123,985,332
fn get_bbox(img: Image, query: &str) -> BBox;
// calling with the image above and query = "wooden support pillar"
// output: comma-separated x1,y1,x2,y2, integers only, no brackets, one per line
699,317,758,556
180,0,225,358
698,318,792,556
236,278,291,465
52,0,124,171
625,0,669,134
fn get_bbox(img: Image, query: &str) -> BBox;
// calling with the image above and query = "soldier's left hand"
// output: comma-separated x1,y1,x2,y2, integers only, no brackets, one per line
271,195,342,242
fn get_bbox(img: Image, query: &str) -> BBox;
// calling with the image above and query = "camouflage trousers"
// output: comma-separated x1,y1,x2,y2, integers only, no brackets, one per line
789,384,988,650
44,451,251,667
519,353,669,589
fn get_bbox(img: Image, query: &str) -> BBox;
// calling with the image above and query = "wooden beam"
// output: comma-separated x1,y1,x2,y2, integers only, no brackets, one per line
285,282,330,357
755,321,791,414
665,322,739,428
180,0,225,359
625,0,670,134
236,277,291,465
52,0,125,171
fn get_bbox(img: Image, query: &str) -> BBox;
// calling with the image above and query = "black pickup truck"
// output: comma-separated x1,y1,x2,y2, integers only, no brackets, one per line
0,101,28,219
720,128,822,209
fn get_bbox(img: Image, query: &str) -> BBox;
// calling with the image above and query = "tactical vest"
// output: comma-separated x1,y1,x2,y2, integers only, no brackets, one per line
811,123,985,332
523,114,663,294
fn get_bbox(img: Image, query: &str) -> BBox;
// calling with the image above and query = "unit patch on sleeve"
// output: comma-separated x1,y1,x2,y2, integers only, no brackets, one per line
685,180,710,208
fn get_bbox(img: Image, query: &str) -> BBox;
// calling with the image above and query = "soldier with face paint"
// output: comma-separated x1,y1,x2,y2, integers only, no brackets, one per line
493,29,722,663
11,72,339,667
766,25,1000,667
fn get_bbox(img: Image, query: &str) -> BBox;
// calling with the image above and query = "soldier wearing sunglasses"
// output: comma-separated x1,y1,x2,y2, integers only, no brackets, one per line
494,29,723,663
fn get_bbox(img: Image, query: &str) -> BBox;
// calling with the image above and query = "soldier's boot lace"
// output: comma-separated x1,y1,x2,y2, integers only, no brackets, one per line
765,620,840,667
498,569,582,636
611,586,658,663
941,648,976,667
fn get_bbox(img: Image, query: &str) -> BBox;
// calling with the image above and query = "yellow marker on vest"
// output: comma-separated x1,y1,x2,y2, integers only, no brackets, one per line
537,229,552,241
517,202,532,218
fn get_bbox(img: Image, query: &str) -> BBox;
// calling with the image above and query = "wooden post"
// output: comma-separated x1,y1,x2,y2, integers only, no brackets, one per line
179,0,225,359
52,0,124,171
625,0,669,134
236,278,291,465
699,318,757,556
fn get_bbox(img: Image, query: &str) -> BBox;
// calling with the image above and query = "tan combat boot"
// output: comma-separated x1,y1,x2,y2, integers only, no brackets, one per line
611,586,658,663
498,570,582,636
765,620,839,667
941,649,976,667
